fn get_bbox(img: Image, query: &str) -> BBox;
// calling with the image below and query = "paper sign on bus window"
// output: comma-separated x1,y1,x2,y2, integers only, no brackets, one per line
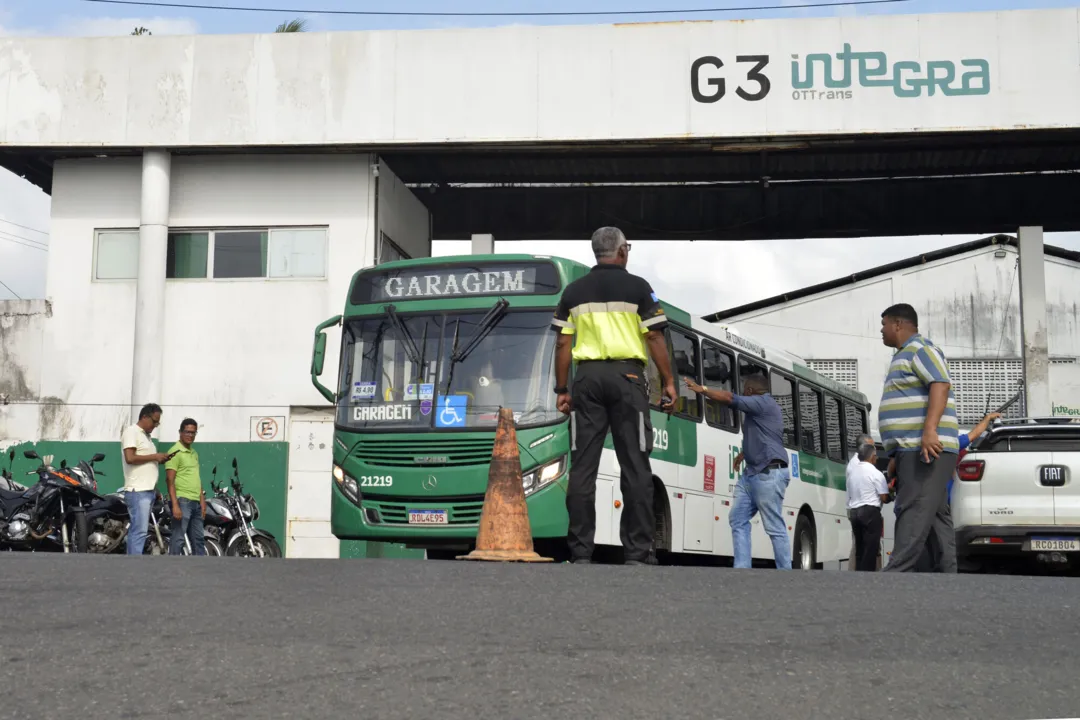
352,382,376,402
704,455,716,493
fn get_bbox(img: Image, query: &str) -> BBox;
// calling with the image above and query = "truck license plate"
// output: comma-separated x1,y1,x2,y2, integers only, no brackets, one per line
408,510,448,525
1030,537,1080,552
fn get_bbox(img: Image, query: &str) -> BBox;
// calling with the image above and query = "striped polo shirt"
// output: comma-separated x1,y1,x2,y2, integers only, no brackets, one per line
550,265,668,363
878,333,960,456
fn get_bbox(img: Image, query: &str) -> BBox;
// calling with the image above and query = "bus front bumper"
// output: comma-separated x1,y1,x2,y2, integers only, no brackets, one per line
330,478,569,544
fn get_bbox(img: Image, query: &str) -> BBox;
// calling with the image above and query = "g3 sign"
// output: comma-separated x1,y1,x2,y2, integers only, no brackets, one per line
691,55,771,103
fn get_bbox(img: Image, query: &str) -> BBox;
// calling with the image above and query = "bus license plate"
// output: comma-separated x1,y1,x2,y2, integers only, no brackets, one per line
409,510,448,525
1030,537,1080,552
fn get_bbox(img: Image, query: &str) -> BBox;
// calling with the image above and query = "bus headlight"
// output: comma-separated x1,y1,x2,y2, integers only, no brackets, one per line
522,455,566,497
333,464,360,503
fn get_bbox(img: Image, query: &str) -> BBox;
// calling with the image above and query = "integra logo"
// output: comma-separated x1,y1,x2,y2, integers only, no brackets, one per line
790,43,990,100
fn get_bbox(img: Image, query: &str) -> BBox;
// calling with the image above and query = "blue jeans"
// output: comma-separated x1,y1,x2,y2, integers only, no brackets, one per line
124,490,155,556
169,498,206,556
729,467,791,570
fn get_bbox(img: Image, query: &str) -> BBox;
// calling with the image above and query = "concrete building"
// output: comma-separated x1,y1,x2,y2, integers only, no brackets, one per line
705,235,1080,432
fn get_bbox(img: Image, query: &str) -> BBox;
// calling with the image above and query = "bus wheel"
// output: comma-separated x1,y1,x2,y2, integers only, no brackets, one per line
793,514,816,570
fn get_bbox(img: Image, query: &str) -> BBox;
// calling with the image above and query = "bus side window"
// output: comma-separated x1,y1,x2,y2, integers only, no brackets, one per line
823,395,844,462
770,372,797,449
702,342,736,431
669,328,702,421
799,384,824,455
843,403,868,457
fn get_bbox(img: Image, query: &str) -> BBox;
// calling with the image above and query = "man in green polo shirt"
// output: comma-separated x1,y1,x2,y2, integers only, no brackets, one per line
165,418,207,556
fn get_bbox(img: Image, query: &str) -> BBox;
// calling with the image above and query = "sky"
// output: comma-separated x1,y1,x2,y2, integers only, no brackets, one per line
2,0,1079,314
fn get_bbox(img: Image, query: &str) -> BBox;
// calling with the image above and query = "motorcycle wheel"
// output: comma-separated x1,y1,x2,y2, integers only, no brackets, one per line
226,535,280,558
144,536,169,555
72,515,89,554
204,537,223,557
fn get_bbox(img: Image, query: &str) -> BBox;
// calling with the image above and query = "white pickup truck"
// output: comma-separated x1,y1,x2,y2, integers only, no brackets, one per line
953,417,1080,573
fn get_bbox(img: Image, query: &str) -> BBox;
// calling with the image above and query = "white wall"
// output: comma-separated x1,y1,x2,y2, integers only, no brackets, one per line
377,159,431,261
721,244,1080,430
0,299,48,446
26,153,378,442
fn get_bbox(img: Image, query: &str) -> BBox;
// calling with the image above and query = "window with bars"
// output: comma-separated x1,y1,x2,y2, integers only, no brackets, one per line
947,359,1025,426
806,359,859,390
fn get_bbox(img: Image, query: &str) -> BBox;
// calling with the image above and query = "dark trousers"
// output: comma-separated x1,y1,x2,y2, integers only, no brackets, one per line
849,505,883,572
169,497,206,556
884,451,958,572
567,360,655,563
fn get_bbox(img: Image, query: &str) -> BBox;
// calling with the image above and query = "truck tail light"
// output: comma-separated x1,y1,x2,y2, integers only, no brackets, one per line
957,459,985,481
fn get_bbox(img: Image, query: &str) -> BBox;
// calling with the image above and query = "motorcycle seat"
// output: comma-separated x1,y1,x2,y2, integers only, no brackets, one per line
0,488,28,502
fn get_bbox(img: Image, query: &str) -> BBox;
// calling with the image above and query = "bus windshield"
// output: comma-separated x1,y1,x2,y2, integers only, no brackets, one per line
337,309,561,431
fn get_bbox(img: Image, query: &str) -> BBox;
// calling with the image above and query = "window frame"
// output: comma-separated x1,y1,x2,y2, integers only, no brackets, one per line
797,382,827,458
768,369,798,451
667,324,703,424
91,225,330,283
92,228,140,282
701,339,738,433
822,393,845,463
842,402,869,458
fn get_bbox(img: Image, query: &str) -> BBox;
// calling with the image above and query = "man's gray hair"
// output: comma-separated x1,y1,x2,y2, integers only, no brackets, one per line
591,226,627,259
856,436,877,463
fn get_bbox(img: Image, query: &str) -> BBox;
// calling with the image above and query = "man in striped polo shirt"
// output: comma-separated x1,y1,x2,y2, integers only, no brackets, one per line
877,303,960,573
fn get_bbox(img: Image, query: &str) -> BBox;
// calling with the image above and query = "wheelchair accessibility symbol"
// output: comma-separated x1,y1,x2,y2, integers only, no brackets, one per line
435,395,468,428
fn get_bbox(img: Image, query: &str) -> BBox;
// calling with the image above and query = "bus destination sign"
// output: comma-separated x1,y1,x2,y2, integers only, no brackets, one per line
354,262,561,304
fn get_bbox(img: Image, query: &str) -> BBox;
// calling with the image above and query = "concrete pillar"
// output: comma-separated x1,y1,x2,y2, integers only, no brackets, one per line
131,150,171,423
471,233,494,255
1018,226,1051,419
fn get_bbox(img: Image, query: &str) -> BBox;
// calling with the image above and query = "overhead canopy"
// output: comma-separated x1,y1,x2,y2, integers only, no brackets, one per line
3,7,1080,240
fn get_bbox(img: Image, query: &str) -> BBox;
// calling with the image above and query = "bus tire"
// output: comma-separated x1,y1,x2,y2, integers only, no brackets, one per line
793,513,816,570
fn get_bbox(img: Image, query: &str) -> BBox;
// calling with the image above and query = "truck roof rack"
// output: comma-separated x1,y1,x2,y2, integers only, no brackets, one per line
992,416,1077,426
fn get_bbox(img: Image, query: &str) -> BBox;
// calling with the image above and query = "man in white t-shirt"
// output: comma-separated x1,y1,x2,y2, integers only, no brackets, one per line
121,403,173,555
846,437,890,572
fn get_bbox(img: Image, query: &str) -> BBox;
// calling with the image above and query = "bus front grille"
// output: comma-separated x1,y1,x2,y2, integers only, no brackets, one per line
364,496,486,526
351,438,496,468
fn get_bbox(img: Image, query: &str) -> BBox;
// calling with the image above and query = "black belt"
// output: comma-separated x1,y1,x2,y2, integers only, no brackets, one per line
764,460,788,470
577,359,645,368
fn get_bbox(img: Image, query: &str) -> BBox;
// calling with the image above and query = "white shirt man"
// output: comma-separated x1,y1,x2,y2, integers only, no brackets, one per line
120,404,171,555
846,438,890,571
847,460,889,511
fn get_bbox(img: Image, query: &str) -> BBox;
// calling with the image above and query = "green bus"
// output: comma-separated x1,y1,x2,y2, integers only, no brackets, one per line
311,253,873,567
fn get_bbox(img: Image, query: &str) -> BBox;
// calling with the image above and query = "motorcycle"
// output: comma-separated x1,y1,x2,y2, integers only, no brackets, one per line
0,450,106,552
211,459,281,558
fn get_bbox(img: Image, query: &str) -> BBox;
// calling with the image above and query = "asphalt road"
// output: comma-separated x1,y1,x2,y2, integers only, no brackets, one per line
0,555,1077,720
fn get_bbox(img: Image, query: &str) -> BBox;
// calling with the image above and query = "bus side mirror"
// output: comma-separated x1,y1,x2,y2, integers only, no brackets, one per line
312,333,327,376
311,315,342,404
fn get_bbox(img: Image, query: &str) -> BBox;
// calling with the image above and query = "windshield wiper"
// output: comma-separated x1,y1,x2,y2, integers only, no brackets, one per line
441,299,510,396
384,305,421,366
452,299,510,364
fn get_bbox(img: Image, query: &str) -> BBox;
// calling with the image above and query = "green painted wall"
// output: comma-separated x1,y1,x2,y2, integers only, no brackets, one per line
2,439,421,559
3,440,288,543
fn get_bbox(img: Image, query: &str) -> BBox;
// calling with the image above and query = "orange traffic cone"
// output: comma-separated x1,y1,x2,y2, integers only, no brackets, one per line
458,407,553,562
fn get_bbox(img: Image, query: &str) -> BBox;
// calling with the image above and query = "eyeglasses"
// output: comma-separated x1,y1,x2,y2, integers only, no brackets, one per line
181,429,198,436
